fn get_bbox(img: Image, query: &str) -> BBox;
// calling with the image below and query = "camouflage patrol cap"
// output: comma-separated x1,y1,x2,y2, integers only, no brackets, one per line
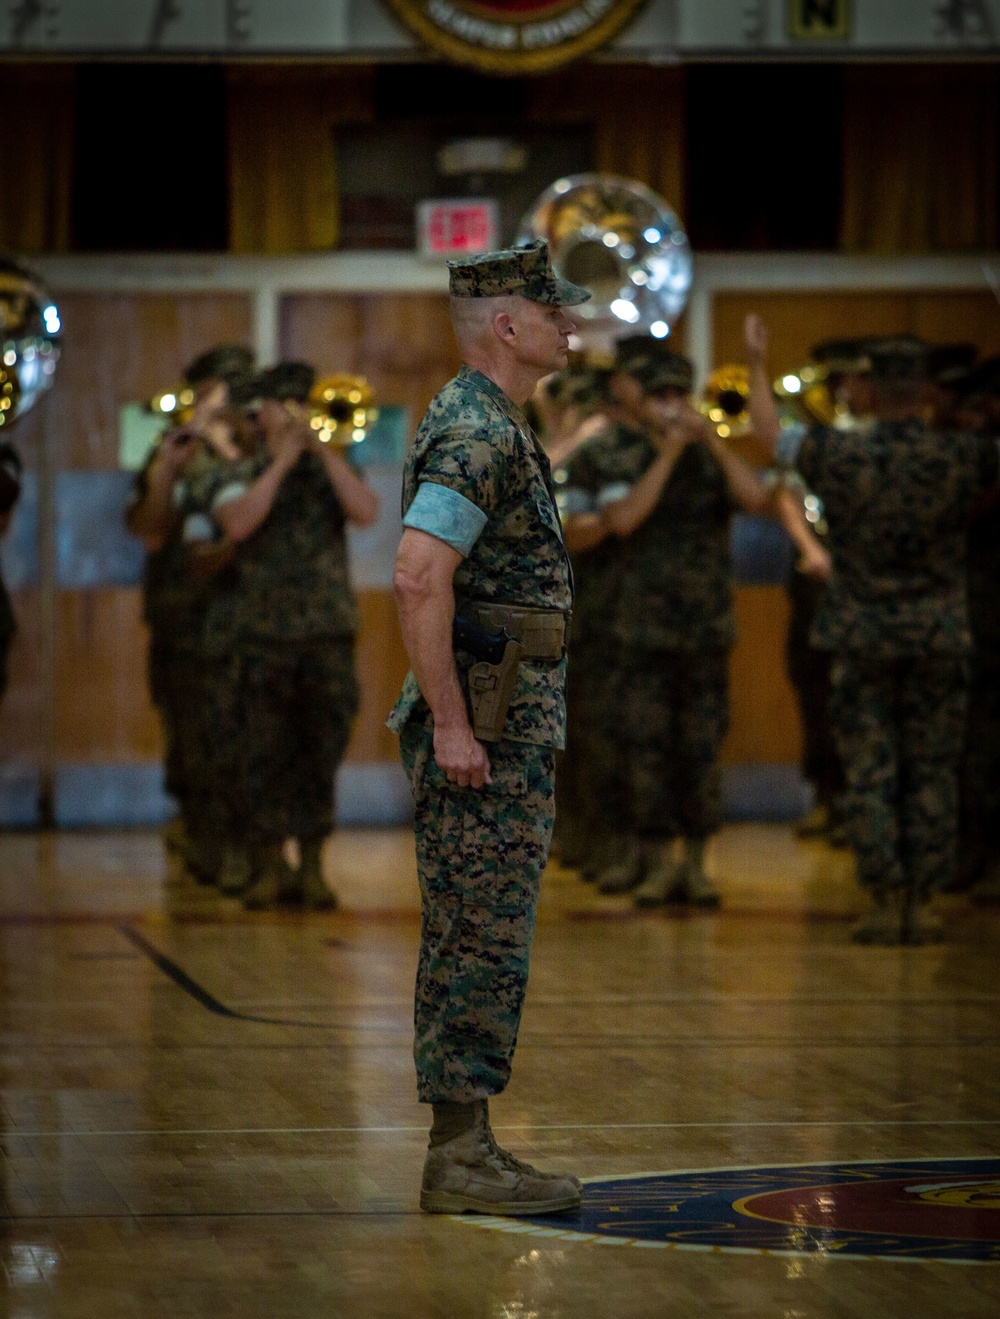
256,361,316,404
810,338,871,375
448,239,591,307
864,335,930,382
184,344,255,386
638,351,694,396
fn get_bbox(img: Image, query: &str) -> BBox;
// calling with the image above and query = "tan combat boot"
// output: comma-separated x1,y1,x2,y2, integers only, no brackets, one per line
597,836,645,894
633,842,683,908
677,838,721,908
850,887,904,945
243,843,299,910
420,1101,581,1216
300,840,337,912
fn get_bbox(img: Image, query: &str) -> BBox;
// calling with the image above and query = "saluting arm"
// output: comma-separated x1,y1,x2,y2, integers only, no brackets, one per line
745,313,782,455
393,527,492,789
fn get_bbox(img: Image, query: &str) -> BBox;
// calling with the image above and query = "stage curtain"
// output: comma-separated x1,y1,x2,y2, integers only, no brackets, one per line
226,68,374,253
0,66,75,253
527,66,686,215
840,66,999,253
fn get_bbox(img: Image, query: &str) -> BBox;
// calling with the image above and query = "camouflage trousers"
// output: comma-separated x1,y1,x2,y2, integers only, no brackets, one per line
620,649,730,841
400,715,555,1104
214,639,358,845
555,638,625,852
148,639,227,845
830,654,968,897
786,577,844,805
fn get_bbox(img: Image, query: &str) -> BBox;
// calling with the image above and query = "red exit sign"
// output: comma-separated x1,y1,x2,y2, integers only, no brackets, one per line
417,199,499,258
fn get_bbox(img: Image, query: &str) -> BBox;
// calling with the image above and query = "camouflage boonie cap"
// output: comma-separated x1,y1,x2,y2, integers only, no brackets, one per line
184,344,255,386
448,239,591,307
864,335,930,382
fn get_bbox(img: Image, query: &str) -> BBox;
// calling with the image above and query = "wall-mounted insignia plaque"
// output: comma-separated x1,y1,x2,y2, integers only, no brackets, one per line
382,0,650,75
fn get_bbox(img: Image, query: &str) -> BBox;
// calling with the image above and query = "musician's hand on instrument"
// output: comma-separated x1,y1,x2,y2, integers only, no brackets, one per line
433,721,493,789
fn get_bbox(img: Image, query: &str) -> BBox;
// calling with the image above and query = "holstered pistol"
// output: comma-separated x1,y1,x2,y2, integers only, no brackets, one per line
467,638,524,744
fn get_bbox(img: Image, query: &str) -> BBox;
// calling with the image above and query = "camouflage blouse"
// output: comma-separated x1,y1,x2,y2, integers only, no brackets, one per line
202,450,359,653
388,365,573,750
796,418,999,656
561,423,738,652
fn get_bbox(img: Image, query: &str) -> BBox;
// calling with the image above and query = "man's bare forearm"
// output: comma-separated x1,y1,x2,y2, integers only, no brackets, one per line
315,445,380,527
705,435,769,514
394,530,469,730
126,451,181,548
216,449,298,543
604,439,686,538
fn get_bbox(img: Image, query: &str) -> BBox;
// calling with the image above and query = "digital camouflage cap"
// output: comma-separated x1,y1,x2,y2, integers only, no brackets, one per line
448,239,591,307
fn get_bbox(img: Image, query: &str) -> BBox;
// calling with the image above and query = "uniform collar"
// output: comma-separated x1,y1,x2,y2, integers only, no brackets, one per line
459,364,530,432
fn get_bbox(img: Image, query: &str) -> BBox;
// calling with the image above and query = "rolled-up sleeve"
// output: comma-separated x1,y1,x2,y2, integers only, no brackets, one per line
403,480,488,557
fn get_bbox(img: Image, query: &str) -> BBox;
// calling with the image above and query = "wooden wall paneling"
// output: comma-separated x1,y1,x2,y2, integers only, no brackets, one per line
713,291,1000,380
279,292,461,423
344,591,410,764
54,591,161,762
721,586,800,767
50,292,255,469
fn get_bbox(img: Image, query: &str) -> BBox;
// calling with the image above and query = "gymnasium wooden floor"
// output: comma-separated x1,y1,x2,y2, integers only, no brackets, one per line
2,824,999,1316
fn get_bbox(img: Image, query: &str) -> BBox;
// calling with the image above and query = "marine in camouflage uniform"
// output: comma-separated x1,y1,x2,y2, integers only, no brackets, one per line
127,345,254,883
388,240,585,1216
563,351,768,907
205,362,371,910
792,337,1000,944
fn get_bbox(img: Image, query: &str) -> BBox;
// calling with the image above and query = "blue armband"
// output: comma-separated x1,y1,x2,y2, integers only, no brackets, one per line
403,481,488,557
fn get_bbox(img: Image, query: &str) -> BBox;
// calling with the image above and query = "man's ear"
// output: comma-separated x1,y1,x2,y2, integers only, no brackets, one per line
492,311,517,344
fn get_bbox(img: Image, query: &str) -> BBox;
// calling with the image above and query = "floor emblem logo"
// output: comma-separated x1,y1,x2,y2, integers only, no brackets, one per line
456,1159,1000,1262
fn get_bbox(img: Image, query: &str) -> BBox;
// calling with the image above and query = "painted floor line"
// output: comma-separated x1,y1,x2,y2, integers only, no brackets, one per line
5,1119,1000,1139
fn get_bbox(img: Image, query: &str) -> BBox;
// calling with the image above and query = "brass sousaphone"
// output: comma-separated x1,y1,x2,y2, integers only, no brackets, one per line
518,174,693,349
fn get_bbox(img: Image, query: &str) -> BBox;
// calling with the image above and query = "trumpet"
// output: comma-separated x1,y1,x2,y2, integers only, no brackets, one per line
701,365,750,438
307,374,379,446
147,386,197,427
773,365,837,426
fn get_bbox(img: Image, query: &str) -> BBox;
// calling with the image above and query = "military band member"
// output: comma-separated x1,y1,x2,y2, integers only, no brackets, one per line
389,241,585,1215
787,336,1000,944
562,346,770,906
126,345,253,884
207,363,378,911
